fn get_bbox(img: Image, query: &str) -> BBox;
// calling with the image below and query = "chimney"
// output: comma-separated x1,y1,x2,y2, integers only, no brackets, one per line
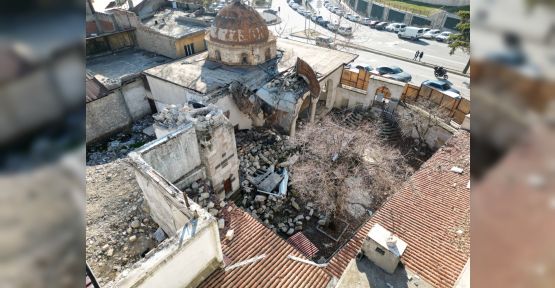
362,224,407,274
127,0,134,9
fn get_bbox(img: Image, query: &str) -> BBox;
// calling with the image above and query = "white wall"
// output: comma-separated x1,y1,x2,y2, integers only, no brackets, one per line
335,85,372,109
121,80,152,120
146,75,206,107
115,216,223,288
141,125,202,183
213,95,254,130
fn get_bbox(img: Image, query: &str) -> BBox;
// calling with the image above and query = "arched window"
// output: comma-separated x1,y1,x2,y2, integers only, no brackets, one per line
241,53,248,65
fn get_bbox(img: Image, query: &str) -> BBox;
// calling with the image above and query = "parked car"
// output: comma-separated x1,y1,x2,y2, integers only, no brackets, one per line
317,19,330,27
375,22,388,30
352,15,361,22
422,29,440,39
327,22,339,31
315,35,336,49
355,63,373,72
372,66,412,82
338,26,353,36
422,28,431,33
386,23,406,32
311,15,323,22
345,14,360,22
435,31,452,42
368,20,380,28
360,17,372,25
397,26,425,40
421,79,461,98
335,9,344,16
304,11,313,17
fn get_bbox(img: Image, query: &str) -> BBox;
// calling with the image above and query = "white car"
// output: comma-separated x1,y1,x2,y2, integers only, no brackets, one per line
422,29,440,39
385,23,406,32
435,31,453,42
338,26,353,36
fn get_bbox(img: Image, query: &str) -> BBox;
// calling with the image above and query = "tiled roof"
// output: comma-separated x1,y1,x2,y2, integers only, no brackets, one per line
326,131,471,288
287,232,319,259
198,205,331,288
472,129,555,287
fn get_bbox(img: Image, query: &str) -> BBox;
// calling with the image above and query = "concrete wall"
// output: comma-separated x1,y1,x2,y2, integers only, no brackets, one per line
361,238,400,274
141,125,202,183
117,223,222,288
396,104,456,150
335,85,372,108
213,95,254,130
410,0,469,7
175,33,207,58
86,79,152,143
145,75,207,109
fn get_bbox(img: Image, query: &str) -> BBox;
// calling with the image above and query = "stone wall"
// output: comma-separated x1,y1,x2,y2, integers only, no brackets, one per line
206,37,277,66
86,79,152,143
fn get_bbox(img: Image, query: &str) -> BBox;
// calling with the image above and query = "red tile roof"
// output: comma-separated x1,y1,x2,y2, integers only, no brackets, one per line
198,205,332,288
326,131,471,288
472,128,555,287
287,232,319,259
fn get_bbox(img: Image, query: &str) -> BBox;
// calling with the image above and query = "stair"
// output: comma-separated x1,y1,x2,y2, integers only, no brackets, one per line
343,109,365,128
380,110,401,141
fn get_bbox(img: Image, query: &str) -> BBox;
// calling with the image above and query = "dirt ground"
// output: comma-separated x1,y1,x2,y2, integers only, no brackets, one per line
86,159,161,285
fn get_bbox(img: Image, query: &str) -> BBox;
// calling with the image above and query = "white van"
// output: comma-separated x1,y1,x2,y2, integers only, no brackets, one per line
386,23,406,32
315,35,336,49
397,26,424,40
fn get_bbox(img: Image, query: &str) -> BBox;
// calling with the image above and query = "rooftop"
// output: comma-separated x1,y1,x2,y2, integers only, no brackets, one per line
198,205,332,288
143,38,358,94
142,9,210,38
86,48,169,89
326,131,470,288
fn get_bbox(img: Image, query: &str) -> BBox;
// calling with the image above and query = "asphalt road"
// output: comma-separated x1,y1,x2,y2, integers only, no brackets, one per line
264,0,470,99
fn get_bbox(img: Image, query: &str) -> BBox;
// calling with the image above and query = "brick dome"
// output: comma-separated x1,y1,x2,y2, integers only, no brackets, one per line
208,0,270,45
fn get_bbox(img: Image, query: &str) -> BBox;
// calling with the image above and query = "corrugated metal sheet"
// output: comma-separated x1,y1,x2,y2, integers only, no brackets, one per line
198,205,331,288
326,131,471,288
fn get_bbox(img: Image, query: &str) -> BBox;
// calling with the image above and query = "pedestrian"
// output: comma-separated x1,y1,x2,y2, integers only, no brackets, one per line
414,50,419,60
418,51,424,61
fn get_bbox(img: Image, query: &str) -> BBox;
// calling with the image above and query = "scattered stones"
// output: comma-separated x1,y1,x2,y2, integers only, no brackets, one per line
254,195,267,203
287,228,295,235
106,248,114,257
291,199,300,211
130,220,141,229
129,235,137,242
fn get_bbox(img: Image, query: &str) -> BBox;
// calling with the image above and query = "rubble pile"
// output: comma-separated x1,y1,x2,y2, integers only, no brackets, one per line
153,104,224,129
87,116,155,165
265,69,307,94
234,129,329,235
183,179,227,229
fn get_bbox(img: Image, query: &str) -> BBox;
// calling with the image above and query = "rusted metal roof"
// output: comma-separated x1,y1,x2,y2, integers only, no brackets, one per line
198,205,331,288
296,57,321,99
208,0,270,45
287,232,319,259
326,131,470,288
86,76,109,103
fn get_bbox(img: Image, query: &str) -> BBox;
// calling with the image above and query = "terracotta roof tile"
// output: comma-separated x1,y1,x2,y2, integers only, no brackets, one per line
287,232,319,259
326,131,471,288
199,205,331,288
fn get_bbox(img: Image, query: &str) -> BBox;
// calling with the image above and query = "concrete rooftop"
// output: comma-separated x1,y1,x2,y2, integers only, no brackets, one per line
143,38,358,94
86,48,169,88
142,9,209,38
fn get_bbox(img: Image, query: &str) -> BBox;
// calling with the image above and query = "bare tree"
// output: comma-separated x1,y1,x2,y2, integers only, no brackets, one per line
289,112,410,225
397,99,451,152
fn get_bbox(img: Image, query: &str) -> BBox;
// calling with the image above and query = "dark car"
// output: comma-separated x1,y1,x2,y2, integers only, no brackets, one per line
369,20,380,28
421,79,461,98
372,66,412,82
318,19,330,27
375,22,388,30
